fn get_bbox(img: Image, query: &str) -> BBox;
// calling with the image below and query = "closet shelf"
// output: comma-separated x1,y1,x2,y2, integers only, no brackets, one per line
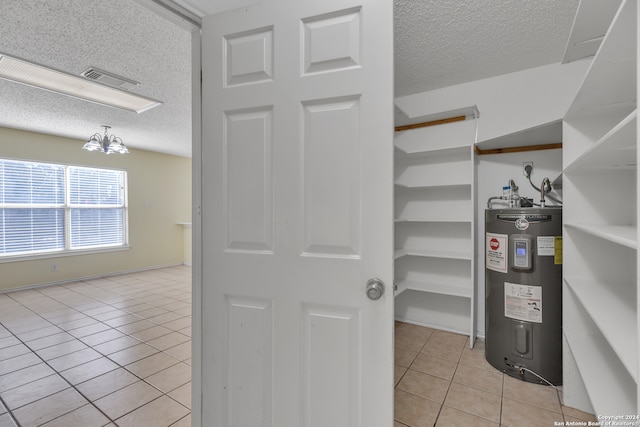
394,181,472,190
394,144,471,159
564,110,637,173
564,277,637,380
564,223,637,249
393,248,472,261
394,217,472,224
563,329,636,416
394,279,471,299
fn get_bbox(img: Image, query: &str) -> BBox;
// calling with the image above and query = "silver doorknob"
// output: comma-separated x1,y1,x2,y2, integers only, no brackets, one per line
366,278,385,301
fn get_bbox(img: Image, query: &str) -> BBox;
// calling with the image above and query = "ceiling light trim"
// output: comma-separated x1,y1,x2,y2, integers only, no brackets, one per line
0,53,162,113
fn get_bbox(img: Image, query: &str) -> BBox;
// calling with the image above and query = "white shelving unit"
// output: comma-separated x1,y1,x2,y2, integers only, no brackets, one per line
562,0,638,415
393,112,478,347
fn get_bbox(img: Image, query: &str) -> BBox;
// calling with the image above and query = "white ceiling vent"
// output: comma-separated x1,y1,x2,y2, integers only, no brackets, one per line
81,67,139,90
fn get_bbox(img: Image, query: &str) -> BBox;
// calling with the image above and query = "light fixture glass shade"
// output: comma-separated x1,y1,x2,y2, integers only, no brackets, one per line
83,126,129,154
0,53,162,113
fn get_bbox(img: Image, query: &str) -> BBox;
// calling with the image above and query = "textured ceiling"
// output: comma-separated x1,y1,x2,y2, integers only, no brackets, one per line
0,0,192,157
394,0,579,97
0,0,580,158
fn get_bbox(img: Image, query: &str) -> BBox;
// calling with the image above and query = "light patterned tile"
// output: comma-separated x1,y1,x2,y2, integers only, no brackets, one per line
94,380,162,420
145,362,191,393
502,374,562,413
410,353,457,381
108,343,160,366
0,343,30,361
170,414,191,427
76,368,139,401
168,382,191,409
67,322,111,338
125,352,180,379
394,389,439,427
502,396,564,427
12,388,88,427
26,332,75,350
394,365,407,387
93,335,140,356
164,342,191,361
40,403,110,427
452,363,503,395
0,363,56,392
60,357,119,385
443,383,501,424
116,395,190,427
459,338,495,372
79,328,126,347
130,325,172,342
0,352,41,375
0,414,14,427
36,339,88,361
147,332,190,351
16,325,62,342
563,405,597,422
1,373,69,410
435,405,499,427
396,369,450,404
48,347,102,372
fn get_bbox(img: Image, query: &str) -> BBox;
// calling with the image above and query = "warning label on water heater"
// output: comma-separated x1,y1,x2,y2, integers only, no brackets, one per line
504,282,542,323
486,232,508,273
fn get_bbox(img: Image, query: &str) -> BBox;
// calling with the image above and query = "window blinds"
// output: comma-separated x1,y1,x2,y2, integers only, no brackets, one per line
0,159,127,257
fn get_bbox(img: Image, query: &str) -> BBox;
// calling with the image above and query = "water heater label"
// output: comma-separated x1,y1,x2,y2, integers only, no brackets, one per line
504,282,542,323
486,232,508,273
537,236,555,256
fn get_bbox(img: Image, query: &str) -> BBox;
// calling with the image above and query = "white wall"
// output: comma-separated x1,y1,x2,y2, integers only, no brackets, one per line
394,61,587,337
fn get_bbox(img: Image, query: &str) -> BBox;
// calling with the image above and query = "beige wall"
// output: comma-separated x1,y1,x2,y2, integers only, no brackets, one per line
0,127,192,291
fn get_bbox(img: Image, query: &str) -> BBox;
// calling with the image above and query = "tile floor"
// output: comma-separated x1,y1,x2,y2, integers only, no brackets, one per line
0,266,191,427
0,266,598,427
394,321,598,427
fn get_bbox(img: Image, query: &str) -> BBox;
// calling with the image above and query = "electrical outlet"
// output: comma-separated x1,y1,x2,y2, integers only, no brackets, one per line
523,162,533,176
50,263,57,272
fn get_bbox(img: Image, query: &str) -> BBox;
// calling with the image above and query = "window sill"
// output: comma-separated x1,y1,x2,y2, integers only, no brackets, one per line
0,245,131,264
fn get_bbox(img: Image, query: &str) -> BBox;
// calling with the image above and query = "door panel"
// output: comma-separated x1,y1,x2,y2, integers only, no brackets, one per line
200,0,393,425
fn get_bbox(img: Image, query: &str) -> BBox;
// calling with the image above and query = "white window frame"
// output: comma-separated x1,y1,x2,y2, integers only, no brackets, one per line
0,158,129,262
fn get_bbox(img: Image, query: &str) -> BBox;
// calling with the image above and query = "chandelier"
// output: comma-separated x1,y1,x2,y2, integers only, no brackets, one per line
83,125,129,154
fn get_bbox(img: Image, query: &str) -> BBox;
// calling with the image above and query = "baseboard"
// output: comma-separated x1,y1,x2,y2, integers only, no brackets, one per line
0,263,187,294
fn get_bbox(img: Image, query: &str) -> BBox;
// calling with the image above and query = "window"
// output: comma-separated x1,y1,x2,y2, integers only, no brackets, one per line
0,159,128,258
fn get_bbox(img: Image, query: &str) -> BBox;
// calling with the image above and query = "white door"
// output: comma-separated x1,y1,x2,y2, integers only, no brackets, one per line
199,0,394,425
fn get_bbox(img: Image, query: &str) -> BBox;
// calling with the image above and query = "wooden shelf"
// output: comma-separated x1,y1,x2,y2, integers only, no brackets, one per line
564,277,637,379
564,223,637,249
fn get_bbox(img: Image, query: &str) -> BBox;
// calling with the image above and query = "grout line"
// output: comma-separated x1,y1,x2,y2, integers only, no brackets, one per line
0,268,192,426
0,393,20,427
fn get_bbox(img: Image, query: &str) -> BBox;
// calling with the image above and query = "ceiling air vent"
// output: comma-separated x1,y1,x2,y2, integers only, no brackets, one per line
81,67,139,90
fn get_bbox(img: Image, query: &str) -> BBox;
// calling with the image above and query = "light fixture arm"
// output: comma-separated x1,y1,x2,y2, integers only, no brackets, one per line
83,125,129,154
